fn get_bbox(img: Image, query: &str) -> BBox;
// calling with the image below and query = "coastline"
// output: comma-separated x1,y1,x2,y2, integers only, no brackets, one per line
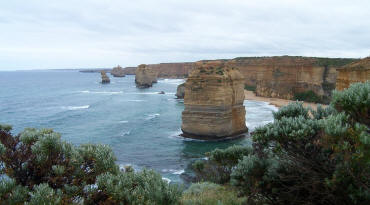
244,90,327,109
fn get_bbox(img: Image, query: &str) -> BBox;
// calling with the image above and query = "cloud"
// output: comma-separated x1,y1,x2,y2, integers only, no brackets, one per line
0,0,369,70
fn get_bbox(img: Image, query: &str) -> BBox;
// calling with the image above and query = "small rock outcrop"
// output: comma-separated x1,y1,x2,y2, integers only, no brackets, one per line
135,64,158,88
111,65,125,77
181,61,247,140
101,71,110,84
175,83,186,99
336,57,370,90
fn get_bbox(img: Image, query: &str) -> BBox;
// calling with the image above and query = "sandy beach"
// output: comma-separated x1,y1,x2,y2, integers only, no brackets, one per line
244,90,327,109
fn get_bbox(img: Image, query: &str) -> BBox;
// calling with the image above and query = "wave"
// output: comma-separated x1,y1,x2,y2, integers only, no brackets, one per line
158,79,185,85
162,177,171,183
118,120,129,123
123,100,146,102
145,113,160,120
121,131,131,136
62,105,90,110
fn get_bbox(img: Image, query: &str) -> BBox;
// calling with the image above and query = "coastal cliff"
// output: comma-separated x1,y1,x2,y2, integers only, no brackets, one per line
228,56,356,102
123,67,137,75
336,57,370,90
181,61,247,140
148,62,194,78
111,65,125,77
135,64,158,88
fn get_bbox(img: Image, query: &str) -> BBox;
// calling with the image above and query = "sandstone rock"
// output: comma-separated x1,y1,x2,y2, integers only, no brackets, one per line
176,83,186,99
336,57,370,90
123,67,137,75
158,91,165,94
111,65,125,77
135,64,158,88
101,71,110,84
181,61,247,140
147,62,193,78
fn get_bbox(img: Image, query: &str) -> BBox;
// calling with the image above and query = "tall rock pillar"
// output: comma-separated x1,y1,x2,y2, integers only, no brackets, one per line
181,61,247,140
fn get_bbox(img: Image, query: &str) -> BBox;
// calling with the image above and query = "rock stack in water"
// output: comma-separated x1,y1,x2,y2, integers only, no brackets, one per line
101,71,110,84
135,64,158,88
181,61,247,140
175,83,186,99
111,65,125,77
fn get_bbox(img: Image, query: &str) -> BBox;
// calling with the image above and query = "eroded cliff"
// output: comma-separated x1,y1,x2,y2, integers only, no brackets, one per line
181,61,247,140
111,65,125,77
147,62,194,78
135,64,158,88
336,57,370,90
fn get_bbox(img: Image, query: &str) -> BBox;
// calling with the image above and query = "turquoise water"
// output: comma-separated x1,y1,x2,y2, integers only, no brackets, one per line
0,70,277,183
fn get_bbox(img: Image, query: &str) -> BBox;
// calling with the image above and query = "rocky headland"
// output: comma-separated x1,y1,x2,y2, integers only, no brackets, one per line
181,61,247,140
176,83,186,99
101,71,110,84
135,64,158,88
111,65,125,77
336,57,370,90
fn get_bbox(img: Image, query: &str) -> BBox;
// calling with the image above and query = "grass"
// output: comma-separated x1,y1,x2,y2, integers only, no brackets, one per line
180,182,246,205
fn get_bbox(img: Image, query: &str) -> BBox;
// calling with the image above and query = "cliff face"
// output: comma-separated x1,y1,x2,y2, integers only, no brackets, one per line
336,57,370,90
111,65,125,77
135,64,158,88
147,63,194,78
229,56,356,102
181,61,247,140
123,67,137,75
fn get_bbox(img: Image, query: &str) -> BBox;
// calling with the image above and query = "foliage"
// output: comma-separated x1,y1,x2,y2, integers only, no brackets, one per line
314,57,357,67
180,182,246,205
294,90,322,103
192,146,252,184
0,126,181,204
229,82,370,204
244,85,256,92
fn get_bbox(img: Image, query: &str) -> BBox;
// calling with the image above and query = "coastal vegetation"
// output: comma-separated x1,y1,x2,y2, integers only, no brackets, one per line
1,81,369,204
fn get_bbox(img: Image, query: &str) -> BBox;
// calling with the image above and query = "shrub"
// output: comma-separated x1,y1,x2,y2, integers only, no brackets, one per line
0,126,181,204
192,146,252,184
294,90,322,103
229,81,370,204
244,85,256,92
180,182,246,205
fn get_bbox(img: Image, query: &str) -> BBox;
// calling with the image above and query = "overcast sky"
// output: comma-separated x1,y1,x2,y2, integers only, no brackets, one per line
0,0,369,70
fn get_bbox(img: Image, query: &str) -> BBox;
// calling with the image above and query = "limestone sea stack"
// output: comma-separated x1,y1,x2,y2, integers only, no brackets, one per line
135,64,158,88
111,65,125,77
175,83,186,99
101,71,110,84
181,61,247,140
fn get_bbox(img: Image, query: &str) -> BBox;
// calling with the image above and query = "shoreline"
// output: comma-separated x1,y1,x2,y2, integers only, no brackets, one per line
244,90,327,109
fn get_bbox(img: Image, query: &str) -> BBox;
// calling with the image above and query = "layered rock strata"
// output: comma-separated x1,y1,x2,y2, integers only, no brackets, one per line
111,65,125,77
123,67,137,75
175,83,186,99
148,62,194,78
135,64,158,88
181,61,247,140
101,71,110,84
336,57,370,90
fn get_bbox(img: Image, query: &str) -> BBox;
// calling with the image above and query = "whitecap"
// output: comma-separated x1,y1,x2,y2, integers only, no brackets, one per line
118,120,129,123
145,113,160,120
121,131,131,136
62,105,90,110
162,177,171,183
123,100,146,102
158,79,185,85
173,169,185,175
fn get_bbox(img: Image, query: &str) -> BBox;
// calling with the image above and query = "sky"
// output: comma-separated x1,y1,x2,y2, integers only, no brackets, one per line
0,0,370,70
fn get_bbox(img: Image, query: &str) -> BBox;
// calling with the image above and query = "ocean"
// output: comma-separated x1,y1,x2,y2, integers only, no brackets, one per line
0,70,278,183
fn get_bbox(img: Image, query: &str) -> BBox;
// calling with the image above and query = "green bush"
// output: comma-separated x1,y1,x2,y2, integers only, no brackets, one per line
294,90,322,103
244,85,256,92
229,81,370,204
0,126,182,204
192,146,252,184
181,182,246,205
